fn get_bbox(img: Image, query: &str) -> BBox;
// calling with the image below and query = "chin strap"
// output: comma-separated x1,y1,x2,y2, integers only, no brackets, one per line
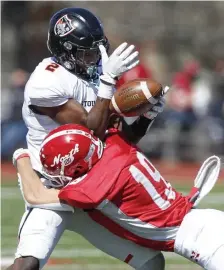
187,155,221,207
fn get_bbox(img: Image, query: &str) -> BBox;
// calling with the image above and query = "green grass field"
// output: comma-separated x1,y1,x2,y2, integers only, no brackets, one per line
1,178,224,270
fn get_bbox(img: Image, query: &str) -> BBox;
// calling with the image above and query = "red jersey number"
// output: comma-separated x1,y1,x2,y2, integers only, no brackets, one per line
129,152,176,210
45,63,59,72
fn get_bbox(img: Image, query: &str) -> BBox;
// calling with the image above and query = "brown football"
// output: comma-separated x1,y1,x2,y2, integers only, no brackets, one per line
109,78,164,117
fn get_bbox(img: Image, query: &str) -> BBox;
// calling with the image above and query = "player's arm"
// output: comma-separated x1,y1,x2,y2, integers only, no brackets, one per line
121,116,155,144
13,150,96,211
109,97,166,144
30,43,139,140
13,149,75,211
17,156,60,205
30,97,111,140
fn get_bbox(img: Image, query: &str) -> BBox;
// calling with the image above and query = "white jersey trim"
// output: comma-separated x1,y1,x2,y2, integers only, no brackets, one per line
96,199,179,241
29,96,68,108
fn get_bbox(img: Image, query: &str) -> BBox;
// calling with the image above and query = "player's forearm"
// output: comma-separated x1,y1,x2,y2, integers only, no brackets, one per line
17,158,60,205
121,116,154,144
87,97,111,139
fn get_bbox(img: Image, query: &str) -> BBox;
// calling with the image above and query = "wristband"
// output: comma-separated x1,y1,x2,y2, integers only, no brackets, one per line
98,76,115,100
16,154,30,162
100,74,116,85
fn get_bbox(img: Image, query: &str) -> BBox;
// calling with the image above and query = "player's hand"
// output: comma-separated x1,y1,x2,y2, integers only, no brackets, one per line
99,42,139,85
143,97,166,120
12,148,30,166
143,86,170,120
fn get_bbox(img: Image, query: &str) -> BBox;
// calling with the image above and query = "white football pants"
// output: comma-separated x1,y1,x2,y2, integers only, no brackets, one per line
15,207,162,269
174,208,224,270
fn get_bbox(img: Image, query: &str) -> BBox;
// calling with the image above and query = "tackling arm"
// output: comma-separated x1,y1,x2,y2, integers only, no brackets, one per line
14,151,74,211
115,90,168,144
109,114,154,144
17,157,60,205
121,116,155,144
16,157,74,211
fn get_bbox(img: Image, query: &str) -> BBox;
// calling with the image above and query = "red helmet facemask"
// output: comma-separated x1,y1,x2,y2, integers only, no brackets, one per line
39,124,103,187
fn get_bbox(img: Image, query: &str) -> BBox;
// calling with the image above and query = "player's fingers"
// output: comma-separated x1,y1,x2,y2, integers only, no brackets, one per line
151,104,164,113
144,111,157,119
150,97,166,111
162,86,170,96
126,59,140,70
119,45,135,60
158,97,166,106
99,45,109,62
99,44,107,55
123,51,139,66
112,42,128,56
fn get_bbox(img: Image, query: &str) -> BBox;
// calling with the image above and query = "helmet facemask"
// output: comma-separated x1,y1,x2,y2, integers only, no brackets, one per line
57,37,109,79
41,168,72,188
71,46,101,78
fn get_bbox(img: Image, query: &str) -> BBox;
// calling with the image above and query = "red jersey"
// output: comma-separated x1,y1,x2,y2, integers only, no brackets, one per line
59,129,193,251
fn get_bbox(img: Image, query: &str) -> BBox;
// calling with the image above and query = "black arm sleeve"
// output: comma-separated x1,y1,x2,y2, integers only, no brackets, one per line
121,116,154,144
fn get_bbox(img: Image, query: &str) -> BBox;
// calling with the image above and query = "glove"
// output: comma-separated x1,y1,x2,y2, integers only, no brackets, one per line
143,86,170,120
12,148,30,166
99,42,139,85
143,97,166,120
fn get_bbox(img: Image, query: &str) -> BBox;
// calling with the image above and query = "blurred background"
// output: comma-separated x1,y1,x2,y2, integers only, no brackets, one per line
1,1,224,270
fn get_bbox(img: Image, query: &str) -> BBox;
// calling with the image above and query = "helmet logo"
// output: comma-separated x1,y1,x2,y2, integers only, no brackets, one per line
51,144,79,167
64,61,74,70
63,42,72,50
54,15,76,37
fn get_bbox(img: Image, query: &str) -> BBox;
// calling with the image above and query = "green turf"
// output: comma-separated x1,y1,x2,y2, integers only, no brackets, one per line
1,180,224,270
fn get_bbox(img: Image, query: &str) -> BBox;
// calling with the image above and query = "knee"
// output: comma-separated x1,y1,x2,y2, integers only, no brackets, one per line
137,253,165,270
206,245,224,270
152,253,165,270
13,256,39,270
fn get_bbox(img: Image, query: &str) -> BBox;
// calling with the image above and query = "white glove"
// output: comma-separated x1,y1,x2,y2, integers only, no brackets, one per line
99,42,139,85
12,148,30,166
143,86,170,120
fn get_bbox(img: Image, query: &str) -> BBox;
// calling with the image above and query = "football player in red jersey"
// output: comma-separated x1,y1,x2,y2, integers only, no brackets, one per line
13,123,223,270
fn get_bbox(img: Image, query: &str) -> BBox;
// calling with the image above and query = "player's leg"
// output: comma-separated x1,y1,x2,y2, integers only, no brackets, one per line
207,245,224,270
137,253,165,270
12,207,71,269
68,208,165,270
9,257,39,270
174,208,224,270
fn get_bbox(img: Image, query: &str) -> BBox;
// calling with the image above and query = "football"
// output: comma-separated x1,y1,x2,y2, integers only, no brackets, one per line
110,78,165,117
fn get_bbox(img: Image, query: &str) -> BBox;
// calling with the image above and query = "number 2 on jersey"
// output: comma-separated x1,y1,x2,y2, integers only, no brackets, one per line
129,152,176,210
45,63,59,72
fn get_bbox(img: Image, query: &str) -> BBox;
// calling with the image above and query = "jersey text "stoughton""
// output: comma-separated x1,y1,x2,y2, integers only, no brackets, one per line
82,101,96,107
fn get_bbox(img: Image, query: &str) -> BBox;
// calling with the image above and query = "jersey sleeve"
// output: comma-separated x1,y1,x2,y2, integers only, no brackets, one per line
26,63,75,107
29,85,68,107
59,188,96,209
58,168,116,209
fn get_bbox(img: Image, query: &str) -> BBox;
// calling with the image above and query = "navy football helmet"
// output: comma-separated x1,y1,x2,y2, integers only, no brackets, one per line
47,7,109,78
